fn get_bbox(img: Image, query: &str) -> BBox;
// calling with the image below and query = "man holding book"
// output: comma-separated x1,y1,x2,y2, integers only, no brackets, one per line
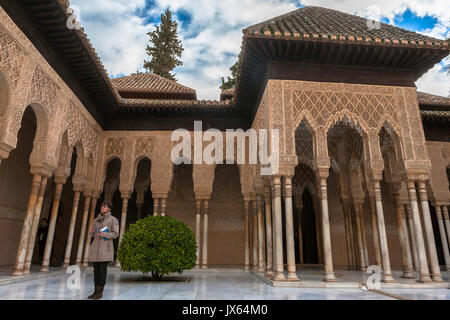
87,200,120,300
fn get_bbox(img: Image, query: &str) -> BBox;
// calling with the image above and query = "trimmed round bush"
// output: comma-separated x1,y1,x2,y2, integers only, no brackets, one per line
117,216,197,280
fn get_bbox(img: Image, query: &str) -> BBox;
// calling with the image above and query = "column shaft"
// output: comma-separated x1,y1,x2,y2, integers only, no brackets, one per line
257,196,265,272
394,195,414,278
284,177,298,281
63,191,81,267
115,197,129,267
342,203,353,270
354,204,366,271
41,183,63,272
373,180,394,282
443,206,450,248
369,196,382,268
244,200,250,270
264,191,273,276
195,200,202,267
23,177,48,274
153,198,159,216
406,204,420,271
201,200,209,268
75,196,91,266
160,198,167,216
359,203,369,268
82,197,98,267
401,206,414,274
417,180,443,282
271,177,286,281
407,181,431,282
435,206,450,271
252,200,258,270
319,177,336,281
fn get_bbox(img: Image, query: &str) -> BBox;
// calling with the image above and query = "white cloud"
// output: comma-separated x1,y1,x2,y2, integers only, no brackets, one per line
416,61,450,97
70,0,450,100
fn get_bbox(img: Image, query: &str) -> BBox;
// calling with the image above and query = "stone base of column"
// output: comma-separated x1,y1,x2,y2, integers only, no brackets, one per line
417,274,432,283
11,269,24,276
322,273,337,282
22,268,31,275
201,265,208,269
81,262,89,268
287,272,299,281
244,265,250,270
381,274,396,283
257,266,265,273
75,260,82,267
264,270,273,277
430,273,444,283
40,266,50,272
400,272,416,279
62,263,69,268
115,261,121,268
271,272,287,281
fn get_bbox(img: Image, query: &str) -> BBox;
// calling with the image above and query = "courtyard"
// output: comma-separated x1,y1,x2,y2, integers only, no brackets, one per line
0,266,448,300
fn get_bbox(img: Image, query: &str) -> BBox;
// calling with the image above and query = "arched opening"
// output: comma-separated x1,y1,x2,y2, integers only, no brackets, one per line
299,187,318,264
0,107,36,266
209,164,245,266
97,157,122,261
167,163,196,233
129,157,153,223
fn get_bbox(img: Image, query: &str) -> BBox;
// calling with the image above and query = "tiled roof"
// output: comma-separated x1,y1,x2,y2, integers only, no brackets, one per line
111,73,196,95
244,6,449,48
417,91,450,106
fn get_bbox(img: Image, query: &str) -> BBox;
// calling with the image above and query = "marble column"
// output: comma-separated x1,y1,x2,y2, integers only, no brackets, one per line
443,206,450,248
314,200,324,264
264,186,273,276
195,200,202,268
41,181,64,272
373,180,394,282
342,202,354,270
318,176,336,282
406,204,420,271
369,196,382,268
13,175,43,275
75,195,91,266
82,197,98,267
201,200,209,269
417,180,443,282
244,200,250,270
160,198,167,216
393,194,415,279
257,195,266,273
359,203,369,268
271,176,286,281
354,202,366,271
435,205,450,271
284,176,299,281
116,195,130,267
63,190,81,268
297,203,304,265
252,200,258,270
407,180,432,282
401,206,414,275
153,198,159,216
348,208,358,270
23,176,49,274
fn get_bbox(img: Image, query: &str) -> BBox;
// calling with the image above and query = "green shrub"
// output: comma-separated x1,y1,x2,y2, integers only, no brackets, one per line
117,216,197,280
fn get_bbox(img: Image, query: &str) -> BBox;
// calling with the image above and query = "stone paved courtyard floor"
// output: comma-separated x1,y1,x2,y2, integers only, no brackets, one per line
0,266,448,300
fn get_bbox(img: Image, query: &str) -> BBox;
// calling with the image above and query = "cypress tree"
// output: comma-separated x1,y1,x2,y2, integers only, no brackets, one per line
144,9,183,81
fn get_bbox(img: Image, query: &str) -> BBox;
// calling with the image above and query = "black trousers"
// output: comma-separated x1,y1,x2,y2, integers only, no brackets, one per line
93,262,108,286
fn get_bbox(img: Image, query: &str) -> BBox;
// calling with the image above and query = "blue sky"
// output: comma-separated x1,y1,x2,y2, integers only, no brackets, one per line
70,0,449,99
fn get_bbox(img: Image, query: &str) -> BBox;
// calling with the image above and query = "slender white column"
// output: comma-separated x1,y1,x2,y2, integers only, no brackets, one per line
284,176,299,281
195,200,202,268
257,196,265,273
75,196,91,266
393,195,414,279
354,203,366,271
41,182,64,272
342,202,353,270
373,180,394,283
407,180,432,282
82,197,98,267
271,176,286,281
297,204,304,265
401,206,414,275
369,196,382,268
115,196,129,267
252,200,258,270
160,198,167,216
443,206,450,248
23,177,49,274
406,204,420,271
348,208,358,270
201,200,209,269
359,203,369,268
63,190,81,268
435,206,450,271
417,180,443,282
153,198,159,216
319,176,336,282
264,187,273,276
